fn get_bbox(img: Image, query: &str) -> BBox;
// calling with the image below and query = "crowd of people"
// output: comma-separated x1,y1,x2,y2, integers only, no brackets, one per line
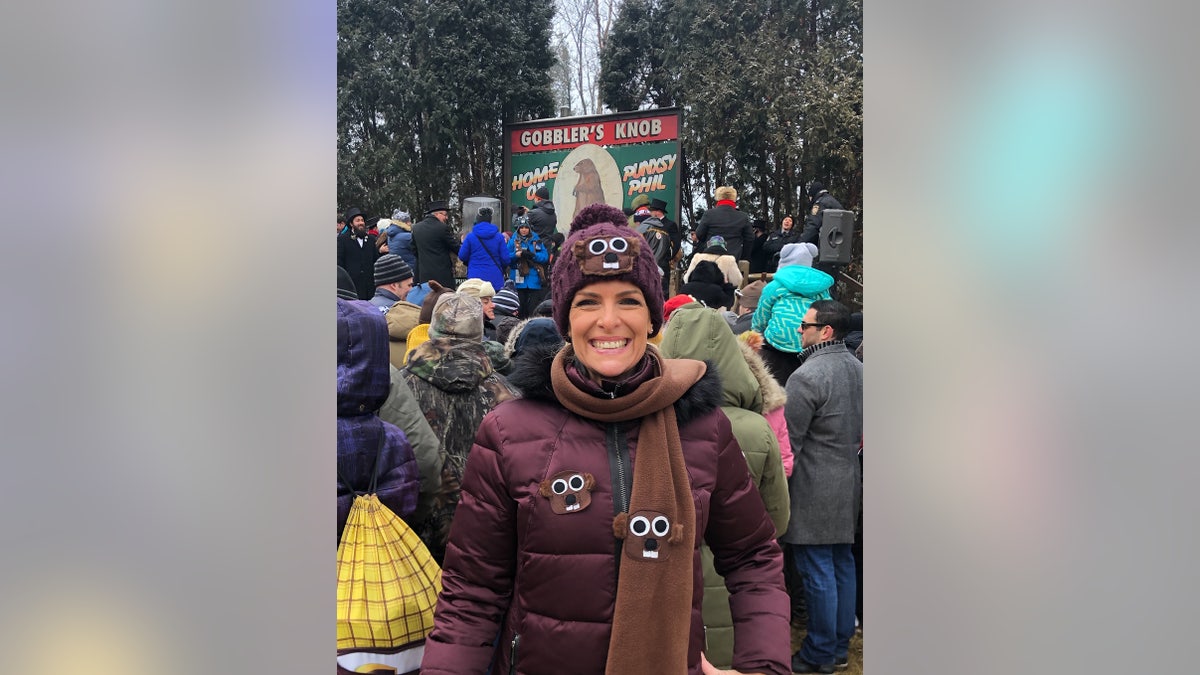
336,184,863,675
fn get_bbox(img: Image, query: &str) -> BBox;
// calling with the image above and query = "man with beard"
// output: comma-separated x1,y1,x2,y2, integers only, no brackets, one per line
412,200,459,290
336,207,379,300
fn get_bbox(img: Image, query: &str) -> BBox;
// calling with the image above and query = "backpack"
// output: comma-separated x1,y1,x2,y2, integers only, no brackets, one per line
336,441,442,672
641,220,673,270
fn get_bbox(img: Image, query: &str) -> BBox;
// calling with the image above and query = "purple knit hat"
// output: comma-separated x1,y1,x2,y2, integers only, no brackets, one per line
551,203,666,337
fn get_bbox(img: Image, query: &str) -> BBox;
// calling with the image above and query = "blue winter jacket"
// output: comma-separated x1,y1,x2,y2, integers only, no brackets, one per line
384,222,418,272
458,221,510,289
506,231,549,289
750,265,834,353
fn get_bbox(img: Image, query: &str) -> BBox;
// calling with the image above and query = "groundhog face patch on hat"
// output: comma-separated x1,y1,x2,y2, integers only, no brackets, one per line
573,234,641,276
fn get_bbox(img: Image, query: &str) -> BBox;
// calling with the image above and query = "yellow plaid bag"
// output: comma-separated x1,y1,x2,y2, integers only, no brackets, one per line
337,482,442,656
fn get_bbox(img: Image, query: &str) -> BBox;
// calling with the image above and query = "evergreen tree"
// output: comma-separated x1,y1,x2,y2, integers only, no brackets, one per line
338,0,556,221
600,0,862,277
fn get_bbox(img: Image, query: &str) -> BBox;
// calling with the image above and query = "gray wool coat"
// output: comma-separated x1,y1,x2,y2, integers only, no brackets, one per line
781,342,863,545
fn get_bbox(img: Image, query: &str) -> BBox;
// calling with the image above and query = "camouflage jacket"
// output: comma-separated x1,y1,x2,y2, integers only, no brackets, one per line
402,337,516,563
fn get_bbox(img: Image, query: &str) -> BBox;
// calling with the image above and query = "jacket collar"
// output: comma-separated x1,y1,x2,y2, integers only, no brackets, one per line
797,339,847,365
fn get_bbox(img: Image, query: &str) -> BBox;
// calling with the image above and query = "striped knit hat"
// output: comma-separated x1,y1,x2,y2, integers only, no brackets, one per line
492,286,520,317
373,254,413,285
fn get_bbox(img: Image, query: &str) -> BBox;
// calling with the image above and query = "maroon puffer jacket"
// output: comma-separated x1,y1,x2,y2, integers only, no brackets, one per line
421,344,790,675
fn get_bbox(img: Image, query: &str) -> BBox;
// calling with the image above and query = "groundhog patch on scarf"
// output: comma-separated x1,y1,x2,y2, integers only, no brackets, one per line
613,510,683,562
538,470,595,514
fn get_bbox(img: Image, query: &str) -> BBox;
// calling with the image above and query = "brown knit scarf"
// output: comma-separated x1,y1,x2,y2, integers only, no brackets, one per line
550,344,705,675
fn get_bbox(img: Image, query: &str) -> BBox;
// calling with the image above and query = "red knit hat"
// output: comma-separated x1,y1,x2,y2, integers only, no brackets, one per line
551,203,666,337
662,294,697,321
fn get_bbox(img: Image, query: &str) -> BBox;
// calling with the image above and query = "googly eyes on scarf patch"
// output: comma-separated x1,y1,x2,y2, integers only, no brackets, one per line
614,509,683,562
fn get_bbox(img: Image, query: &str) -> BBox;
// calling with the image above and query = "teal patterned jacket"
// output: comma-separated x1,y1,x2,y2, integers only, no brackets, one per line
750,265,835,353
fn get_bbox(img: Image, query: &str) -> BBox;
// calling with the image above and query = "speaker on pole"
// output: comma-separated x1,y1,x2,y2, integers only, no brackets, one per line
819,209,856,264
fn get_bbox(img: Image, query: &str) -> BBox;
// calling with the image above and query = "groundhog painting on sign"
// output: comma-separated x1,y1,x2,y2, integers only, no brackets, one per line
572,157,607,220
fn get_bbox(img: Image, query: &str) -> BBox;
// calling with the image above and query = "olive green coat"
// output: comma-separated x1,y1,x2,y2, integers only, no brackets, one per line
659,303,790,668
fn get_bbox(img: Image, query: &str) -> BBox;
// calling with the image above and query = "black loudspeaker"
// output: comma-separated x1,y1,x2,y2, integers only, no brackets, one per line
819,209,856,264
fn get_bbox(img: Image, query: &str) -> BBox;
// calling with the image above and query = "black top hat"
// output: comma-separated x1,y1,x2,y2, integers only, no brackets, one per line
649,198,668,212
425,199,449,214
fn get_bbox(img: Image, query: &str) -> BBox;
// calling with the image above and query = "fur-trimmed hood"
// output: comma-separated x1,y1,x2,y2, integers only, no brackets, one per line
739,340,787,413
506,343,724,427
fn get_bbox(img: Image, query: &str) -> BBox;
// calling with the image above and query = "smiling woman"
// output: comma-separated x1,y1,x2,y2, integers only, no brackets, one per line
420,203,790,675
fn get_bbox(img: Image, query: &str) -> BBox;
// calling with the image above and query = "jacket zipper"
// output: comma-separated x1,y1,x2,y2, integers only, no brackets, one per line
509,633,521,674
608,423,630,514
607,423,631,579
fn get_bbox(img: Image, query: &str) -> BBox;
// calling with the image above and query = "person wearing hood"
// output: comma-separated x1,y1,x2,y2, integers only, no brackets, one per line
336,299,420,541
507,215,550,318
683,235,743,288
526,185,558,247
658,303,790,670
402,292,516,564
501,316,564,365
382,209,419,272
750,242,834,388
458,207,510,290
337,207,379,300
421,203,789,675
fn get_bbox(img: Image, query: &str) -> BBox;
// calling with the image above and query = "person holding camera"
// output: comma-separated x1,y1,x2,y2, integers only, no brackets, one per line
506,215,550,318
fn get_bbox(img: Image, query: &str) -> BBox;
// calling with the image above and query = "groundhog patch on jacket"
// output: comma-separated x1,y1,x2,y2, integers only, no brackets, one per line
538,470,595,514
613,509,683,562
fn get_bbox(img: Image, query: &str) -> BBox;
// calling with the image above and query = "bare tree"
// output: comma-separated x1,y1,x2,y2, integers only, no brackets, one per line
554,0,620,115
